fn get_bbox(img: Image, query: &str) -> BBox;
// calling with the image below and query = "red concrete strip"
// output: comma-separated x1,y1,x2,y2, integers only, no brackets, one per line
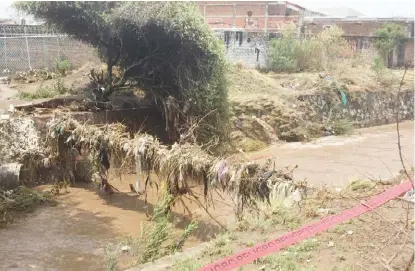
199,180,414,271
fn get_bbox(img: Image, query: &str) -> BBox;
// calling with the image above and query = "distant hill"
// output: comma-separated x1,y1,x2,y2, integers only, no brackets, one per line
317,7,366,17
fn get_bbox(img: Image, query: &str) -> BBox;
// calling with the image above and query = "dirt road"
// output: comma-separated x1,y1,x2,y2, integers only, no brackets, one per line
250,121,413,186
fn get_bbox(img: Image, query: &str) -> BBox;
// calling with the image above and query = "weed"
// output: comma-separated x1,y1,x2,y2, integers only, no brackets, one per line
237,198,301,233
347,179,375,191
55,59,72,76
256,239,318,270
17,79,74,100
173,257,204,271
104,244,118,271
114,193,198,265
0,186,55,227
18,87,56,100
371,56,386,75
140,195,174,263
50,180,71,195
238,138,267,152
331,120,354,136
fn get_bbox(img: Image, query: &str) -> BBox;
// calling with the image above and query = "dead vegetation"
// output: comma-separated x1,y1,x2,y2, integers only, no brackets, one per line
44,112,304,220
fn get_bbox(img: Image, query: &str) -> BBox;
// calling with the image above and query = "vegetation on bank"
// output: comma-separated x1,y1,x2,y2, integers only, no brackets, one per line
17,1,229,146
0,186,55,227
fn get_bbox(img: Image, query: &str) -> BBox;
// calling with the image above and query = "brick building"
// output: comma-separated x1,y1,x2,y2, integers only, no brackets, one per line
196,1,324,31
304,17,415,67
195,1,325,68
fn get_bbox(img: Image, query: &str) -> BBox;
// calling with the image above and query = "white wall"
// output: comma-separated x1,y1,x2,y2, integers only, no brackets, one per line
215,31,269,68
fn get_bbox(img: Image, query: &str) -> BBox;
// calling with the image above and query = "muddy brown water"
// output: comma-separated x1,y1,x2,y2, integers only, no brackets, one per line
0,121,413,271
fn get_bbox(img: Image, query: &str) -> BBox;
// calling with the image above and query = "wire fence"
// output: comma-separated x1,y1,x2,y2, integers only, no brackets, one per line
0,32,98,73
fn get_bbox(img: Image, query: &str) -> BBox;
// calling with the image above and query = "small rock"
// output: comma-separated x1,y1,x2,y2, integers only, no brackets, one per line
121,246,131,252
328,241,335,248
318,208,330,215
347,230,353,235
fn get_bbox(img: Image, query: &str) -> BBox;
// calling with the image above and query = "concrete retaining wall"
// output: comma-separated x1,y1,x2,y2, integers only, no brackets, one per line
298,90,414,127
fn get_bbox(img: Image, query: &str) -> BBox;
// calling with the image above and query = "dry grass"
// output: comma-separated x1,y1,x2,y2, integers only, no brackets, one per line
228,65,413,102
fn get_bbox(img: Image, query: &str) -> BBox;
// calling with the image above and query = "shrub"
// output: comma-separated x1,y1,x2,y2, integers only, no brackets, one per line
374,23,407,65
55,59,72,76
268,23,298,72
268,24,351,73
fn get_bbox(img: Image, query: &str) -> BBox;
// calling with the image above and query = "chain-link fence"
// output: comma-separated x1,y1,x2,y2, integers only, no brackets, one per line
0,25,99,73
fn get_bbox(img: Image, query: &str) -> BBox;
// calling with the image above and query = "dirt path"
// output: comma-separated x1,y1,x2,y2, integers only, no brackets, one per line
249,121,413,186
0,122,412,271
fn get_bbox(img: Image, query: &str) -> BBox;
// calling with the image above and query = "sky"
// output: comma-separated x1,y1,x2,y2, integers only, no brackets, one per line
294,0,415,17
0,0,414,19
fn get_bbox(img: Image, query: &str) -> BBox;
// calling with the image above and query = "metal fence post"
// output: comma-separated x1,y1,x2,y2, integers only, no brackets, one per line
57,35,61,61
24,26,32,70
43,37,49,70
2,29,7,70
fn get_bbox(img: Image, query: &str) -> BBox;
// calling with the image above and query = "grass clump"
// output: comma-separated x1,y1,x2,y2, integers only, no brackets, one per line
17,79,74,100
237,138,267,152
331,120,354,136
107,192,199,266
55,58,72,76
236,199,301,233
173,257,205,271
256,239,319,271
0,186,55,227
347,179,375,192
104,244,118,271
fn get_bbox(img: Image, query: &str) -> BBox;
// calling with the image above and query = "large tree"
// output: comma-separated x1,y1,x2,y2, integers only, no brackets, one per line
16,1,229,145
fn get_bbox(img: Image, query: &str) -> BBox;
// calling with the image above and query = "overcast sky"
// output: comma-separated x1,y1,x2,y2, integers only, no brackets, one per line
0,0,414,18
294,0,415,17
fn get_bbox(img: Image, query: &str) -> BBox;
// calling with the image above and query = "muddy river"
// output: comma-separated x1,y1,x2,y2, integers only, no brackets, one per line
0,121,413,271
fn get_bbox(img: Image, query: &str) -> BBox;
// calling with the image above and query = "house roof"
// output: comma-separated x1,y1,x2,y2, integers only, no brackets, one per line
317,7,366,18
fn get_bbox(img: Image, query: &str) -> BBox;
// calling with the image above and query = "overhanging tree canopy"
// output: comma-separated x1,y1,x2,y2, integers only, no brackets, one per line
16,1,229,145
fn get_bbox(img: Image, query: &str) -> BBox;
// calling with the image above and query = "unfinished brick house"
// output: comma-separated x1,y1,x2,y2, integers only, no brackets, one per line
196,1,324,31
195,1,324,68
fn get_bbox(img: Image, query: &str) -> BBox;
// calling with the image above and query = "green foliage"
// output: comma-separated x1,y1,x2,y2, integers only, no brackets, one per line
114,194,199,265
17,2,229,145
371,55,387,74
0,186,55,227
268,25,350,73
268,23,298,72
104,244,118,271
17,79,74,100
269,37,298,72
55,59,72,76
330,119,354,136
374,23,407,58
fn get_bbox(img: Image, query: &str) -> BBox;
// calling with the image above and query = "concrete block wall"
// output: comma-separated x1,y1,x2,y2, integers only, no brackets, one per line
298,90,414,127
216,31,268,68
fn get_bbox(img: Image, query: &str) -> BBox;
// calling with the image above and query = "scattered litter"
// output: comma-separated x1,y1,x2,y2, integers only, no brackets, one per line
347,230,354,235
328,241,335,248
